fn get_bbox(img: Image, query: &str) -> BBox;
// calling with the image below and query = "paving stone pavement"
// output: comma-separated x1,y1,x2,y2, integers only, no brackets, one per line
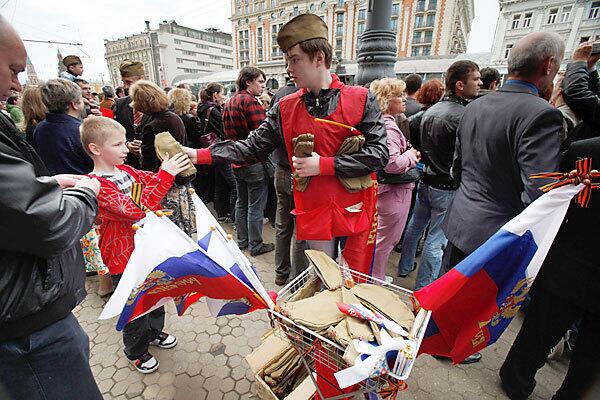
75,221,569,399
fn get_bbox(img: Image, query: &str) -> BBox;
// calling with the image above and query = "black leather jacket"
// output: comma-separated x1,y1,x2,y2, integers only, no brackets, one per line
0,114,97,342
208,79,389,178
420,94,468,190
563,61,600,126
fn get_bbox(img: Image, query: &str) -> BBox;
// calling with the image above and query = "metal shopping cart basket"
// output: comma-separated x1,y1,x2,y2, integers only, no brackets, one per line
268,265,431,399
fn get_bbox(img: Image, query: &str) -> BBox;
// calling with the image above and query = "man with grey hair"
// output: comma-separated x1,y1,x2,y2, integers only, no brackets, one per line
0,14,102,400
34,79,93,174
440,31,564,368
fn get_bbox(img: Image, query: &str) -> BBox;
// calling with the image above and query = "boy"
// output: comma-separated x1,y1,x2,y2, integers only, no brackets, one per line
80,116,189,373
185,13,388,282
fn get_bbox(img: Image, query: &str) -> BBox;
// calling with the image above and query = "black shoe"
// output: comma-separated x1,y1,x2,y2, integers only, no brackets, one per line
238,244,248,250
275,275,289,286
250,243,275,256
394,243,402,253
459,352,482,364
398,262,417,278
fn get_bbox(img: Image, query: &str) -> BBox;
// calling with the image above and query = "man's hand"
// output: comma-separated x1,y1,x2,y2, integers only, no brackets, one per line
74,176,100,196
161,152,190,176
409,148,421,162
181,146,198,163
292,152,321,177
52,174,84,188
573,42,593,63
126,139,142,155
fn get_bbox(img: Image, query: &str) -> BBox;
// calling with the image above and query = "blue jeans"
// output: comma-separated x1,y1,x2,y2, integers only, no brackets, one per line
397,183,455,290
0,313,102,400
233,163,268,253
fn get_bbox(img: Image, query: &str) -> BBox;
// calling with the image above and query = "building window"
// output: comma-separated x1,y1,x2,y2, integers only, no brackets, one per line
337,0,344,7
176,58,183,63
321,1,326,10
428,0,437,10
271,23,284,59
426,13,435,26
547,8,558,24
411,47,420,56
358,9,366,20
271,0,276,7
358,21,365,35
422,45,431,56
257,26,263,62
174,39,181,44
424,30,433,43
590,2,600,19
416,0,425,12
512,14,521,29
392,3,400,14
413,31,421,44
336,24,344,36
522,12,532,28
293,6,299,15
415,15,423,28
310,3,316,12
336,38,342,49
391,18,398,31
560,6,571,22
504,43,513,59
337,13,344,23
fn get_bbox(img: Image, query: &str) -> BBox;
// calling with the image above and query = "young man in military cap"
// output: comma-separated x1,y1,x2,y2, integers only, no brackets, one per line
185,14,388,282
60,55,83,82
114,59,148,168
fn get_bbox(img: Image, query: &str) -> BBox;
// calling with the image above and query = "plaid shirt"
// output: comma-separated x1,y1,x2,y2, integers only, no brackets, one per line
223,90,266,141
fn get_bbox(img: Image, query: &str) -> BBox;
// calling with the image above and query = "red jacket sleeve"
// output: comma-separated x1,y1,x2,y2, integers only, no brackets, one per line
97,169,175,221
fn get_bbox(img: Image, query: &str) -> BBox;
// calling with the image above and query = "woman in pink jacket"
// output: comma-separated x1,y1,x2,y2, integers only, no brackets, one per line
370,78,421,281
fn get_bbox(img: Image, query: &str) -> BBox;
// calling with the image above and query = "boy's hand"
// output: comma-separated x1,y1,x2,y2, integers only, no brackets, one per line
293,152,321,177
161,152,190,176
74,176,100,196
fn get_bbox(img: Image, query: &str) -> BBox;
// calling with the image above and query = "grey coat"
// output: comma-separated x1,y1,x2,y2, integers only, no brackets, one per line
443,81,562,254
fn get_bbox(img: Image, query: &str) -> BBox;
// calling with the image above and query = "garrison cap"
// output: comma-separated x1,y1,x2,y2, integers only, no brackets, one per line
119,59,145,78
63,55,82,67
277,13,328,53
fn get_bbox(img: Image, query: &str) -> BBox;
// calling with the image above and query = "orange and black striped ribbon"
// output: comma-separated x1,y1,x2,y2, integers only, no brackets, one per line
130,182,148,211
531,158,600,208
378,377,408,398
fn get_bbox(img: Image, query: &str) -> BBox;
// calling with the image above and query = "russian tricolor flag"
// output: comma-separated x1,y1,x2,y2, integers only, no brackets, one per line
415,184,584,363
99,192,274,330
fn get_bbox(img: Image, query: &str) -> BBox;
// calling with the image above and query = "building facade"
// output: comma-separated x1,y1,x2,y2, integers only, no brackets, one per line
104,21,234,88
490,0,600,67
230,0,474,87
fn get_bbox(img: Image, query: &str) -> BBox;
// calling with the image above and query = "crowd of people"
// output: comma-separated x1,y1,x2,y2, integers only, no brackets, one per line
0,8,599,400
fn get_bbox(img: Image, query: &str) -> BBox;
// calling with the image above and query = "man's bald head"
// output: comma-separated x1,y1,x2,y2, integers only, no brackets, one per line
508,32,564,81
0,14,26,101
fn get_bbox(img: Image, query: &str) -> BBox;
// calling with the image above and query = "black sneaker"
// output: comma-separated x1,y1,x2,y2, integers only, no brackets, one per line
149,332,178,349
129,352,159,374
398,262,417,278
250,243,275,256
275,275,289,286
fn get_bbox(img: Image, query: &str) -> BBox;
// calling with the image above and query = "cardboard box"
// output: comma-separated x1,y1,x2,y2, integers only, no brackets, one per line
246,328,316,400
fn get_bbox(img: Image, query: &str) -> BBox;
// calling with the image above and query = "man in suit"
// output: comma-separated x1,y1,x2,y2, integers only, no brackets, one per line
114,60,148,168
441,31,565,364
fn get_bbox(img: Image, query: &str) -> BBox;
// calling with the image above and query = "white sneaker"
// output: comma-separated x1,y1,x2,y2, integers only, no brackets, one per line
129,352,159,374
385,275,394,284
149,332,178,349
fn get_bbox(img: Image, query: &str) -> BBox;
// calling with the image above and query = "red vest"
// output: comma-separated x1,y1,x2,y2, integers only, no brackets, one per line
279,75,376,240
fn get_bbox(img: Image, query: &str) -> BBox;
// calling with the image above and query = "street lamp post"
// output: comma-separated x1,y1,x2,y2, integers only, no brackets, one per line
356,0,397,86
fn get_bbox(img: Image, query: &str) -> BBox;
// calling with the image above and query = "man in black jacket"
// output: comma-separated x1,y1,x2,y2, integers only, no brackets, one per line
500,137,600,400
114,59,149,168
562,41,600,141
397,61,481,292
0,16,102,400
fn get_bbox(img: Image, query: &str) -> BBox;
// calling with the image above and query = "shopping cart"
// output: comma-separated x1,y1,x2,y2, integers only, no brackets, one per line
268,265,431,399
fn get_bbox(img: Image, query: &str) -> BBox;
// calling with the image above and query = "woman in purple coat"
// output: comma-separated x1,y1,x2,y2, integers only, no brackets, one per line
370,78,421,281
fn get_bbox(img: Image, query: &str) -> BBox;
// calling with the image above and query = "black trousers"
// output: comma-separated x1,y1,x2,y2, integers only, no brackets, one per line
111,274,165,359
500,286,600,400
439,241,468,278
